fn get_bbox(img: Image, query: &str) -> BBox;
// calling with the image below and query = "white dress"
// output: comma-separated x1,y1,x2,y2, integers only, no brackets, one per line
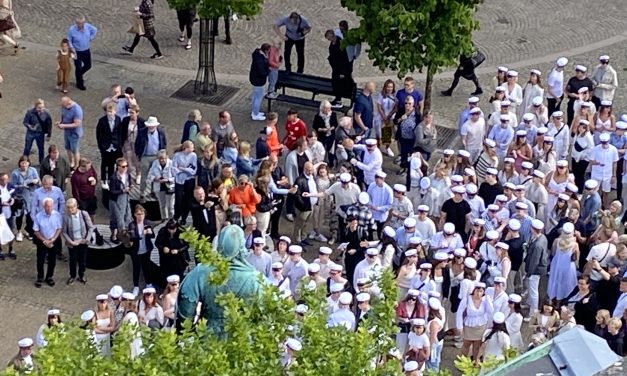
505,311,524,351
482,330,510,360
123,312,144,359
520,83,544,118
95,317,112,356
546,176,569,218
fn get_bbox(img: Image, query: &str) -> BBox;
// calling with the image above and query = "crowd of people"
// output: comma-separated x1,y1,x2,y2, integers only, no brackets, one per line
4,4,627,376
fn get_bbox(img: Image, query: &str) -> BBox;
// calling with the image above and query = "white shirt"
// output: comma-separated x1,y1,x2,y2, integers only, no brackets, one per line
613,293,627,318
407,332,430,350
547,123,570,160
327,307,356,330
461,118,486,152
353,144,383,185
547,68,564,98
283,258,309,294
482,330,510,360
586,242,616,281
590,144,619,180
305,174,318,206
505,83,523,111
353,258,382,292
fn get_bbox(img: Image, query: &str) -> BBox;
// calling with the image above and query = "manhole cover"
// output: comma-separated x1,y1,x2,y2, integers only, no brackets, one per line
435,125,461,149
171,80,239,106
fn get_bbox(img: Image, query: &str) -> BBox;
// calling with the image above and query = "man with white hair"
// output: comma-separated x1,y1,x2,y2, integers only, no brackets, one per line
335,116,356,145
31,175,65,220
33,197,63,288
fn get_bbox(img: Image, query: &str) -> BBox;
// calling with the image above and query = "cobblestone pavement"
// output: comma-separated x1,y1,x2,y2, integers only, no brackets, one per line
2,0,627,371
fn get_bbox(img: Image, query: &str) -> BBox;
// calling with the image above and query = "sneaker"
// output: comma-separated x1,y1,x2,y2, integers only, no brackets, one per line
393,156,402,164
34,279,42,288
15,232,23,242
132,286,140,297
185,43,192,50
440,90,452,97
266,92,279,99
471,88,483,96
67,277,75,285
316,234,328,242
327,237,336,245
7,252,16,260
77,277,87,284
45,278,56,287
251,114,266,121
454,342,463,349
122,46,133,55
25,233,33,241
330,100,343,109
55,85,61,90
150,53,164,60
307,231,316,240
101,181,109,191
286,214,294,222
178,35,185,42
396,168,406,175
385,147,395,157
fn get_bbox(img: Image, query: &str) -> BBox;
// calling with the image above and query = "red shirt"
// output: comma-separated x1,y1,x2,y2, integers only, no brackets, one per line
284,118,307,150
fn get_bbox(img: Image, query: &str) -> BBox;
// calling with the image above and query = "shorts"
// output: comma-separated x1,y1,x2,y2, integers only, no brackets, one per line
596,177,611,192
64,132,81,153
79,196,98,215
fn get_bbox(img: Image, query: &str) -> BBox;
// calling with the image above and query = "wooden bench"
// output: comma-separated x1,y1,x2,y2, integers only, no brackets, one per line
266,70,360,114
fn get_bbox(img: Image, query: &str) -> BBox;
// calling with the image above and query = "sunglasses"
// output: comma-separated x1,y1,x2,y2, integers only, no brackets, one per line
272,268,282,272
118,165,128,168
408,297,417,301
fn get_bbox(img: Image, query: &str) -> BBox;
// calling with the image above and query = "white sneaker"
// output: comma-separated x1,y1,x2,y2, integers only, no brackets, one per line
132,286,140,297
316,233,328,242
286,214,294,222
15,231,23,242
523,317,531,323
101,181,109,190
308,231,316,240
251,114,266,121
386,147,395,157
135,175,141,185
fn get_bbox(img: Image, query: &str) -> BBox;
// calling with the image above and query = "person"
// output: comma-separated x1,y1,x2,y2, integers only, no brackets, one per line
351,138,382,186
66,16,97,90
181,109,201,144
591,55,618,107
524,219,548,320
375,79,398,157
55,38,73,93
528,298,559,337
119,292,144,358
120,104,145,180
22,99,52,165
11,157,39,242
0,0,20,52
265,38,283,98
589,132,619,207
161,274,180,328
460,108,485,163
108,158,132,244
520,69,544,118
488,115,515,161
562,275,598,332
55,96,83,170
212,111,234,158
190,185,218,241
283,244,309,297
441,53,482,96
440,186,471,242
146,149,175,220
249,43,270,121
127,205,155,296
237,140,264,179
404,318,430,368
8,338,35,373
197,142,220,190
571,120,595,192
172,141,197,223
312,101,338,165
396,77,424,114
546,57,568,116
40,144,70,192
324,29,352,109
155,219,189,281
353,82,375,137
122,0,163,59
33,197,62,288
482,312,510,361
273,12,311,73
505,294,524,351
548,222,579,302
394,96,418,175
175,6,196,50
605,318,624,355
294,162,317,247
565,65,595,126
94,293,115,356
138,287,165,329
211,8,232,45
504,70,523,114
62,198,94,285
135,116,167,200
247,237,272,277
283,109,308,151
457,281,494,364
96,102,122,190
36,309,61,347
228,174,261,221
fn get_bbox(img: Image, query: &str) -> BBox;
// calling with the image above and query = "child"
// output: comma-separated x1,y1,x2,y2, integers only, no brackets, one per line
56,39,74,93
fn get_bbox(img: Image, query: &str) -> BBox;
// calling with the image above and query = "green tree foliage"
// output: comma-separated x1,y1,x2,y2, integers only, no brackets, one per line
166,0,264,19
2,229,401,375
340,0,484,114
454,347,519,375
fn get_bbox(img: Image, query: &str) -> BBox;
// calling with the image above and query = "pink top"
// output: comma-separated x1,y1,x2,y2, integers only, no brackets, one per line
268,46,281,69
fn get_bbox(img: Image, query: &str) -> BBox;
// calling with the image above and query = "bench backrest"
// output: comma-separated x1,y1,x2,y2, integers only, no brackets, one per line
277,71,357,101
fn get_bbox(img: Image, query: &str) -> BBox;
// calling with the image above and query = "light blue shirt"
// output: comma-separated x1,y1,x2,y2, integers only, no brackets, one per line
488,125,514,158
145,130,160,156
510,214,533,242
172,152,197,184
61,103,84,138
367,182,393,222
67,23,98,52
458,108,471,131
33,210,62,240
30,187,65,220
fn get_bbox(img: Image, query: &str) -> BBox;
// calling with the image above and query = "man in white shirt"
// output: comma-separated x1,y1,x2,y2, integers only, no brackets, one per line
415,205,436,240
487,100,517,134
351,138,382,186
546,57,568,116
283,245,309,296
526,96,549,127
461,107,486,163
328,292,356,330
586,241,617,286
267,262,291,298
612,277,627,318
353,248,381,292
591,55,618,107
247,237,273,277
589,132,619,206
546,111,570,160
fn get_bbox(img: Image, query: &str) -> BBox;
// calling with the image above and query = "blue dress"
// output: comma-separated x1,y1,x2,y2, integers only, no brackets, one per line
547,247,577,300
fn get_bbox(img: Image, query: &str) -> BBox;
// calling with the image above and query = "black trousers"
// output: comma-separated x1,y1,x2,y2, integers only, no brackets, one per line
269,197,285,238
130,249,153,287
547,96,563,118
566,99,576,127
617,160,624,203
571,158,589,194
448,68,480,92
101,149,122,183
174,179,196,223
68,243,87,279
177,10,195,38
331,71,353,102
129,34,162,55
285,193,295,216
36,238,61,281
74,50,92,88
284,38,305,73
212,14,231,40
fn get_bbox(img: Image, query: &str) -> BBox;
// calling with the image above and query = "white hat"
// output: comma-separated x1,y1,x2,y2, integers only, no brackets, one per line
616,121,627,130
451,174,464,182
271,262,283,269
145,116,160,127
109,285,123,299
428,297,442,310
562,222,574,234
279,236,291,244
339,173,352,183
533,170,545,179
531,219,545,230
358,192,370,205
493,311,506,324
404,361,419,372
253,237,265,245
556,159,568,167
601,100,613,107
469,107,482,114
585,179,599,190
515,184,526,191
443,149,455,155
393,184,407,193
487,204,499,211
504,159,515,166
558,193,570,201
96,294,109,301
451,185,466,194
458,149,471,158
383,226,396,238
407,289,420,297
599,55,610,61
47,308,60,316
339,292,353,305
509,218,521,231
507,70,519,77
473,218,486,226
286,338,302,351
405,249,418,257
494,276,507,284
454,248,467,257
530,69,542,76
516,130,527,137
122,292,136,300
366,248,380,256
509,293,522,303
577,87,589,94
496,194,508,202
356,278,369,286
319,246,332,255
419,263,433,270
375,170,387,179
434,252,448,261
142,287,156,295
552,110,563,117
575,64,587,72
356,292,370,302
532,96,543,106
536,126,548,134
496,242,509,250
365,138,377,146
468,96,480,104
522,113,535,122
495,85,506,92
600,132,611,142
556,57,568,67
330,263,343,272
474,281,486,289
580,101,591,107
404,217,417,228
419,177,431,190
499,114,510,122
308,263,320,273
410,318,426,327
486,168,498,176
81,309,95,322
515,202,529,210
166,275,180,284
486,230,500,240
500,99,511,107
417,204,430,212
566,182,577,192
443,222,456,234
497,66,509,72
464,257,477,269
504,182,516,190
330,283,344,293
409,236,422,245
484,139,496,147
289,245,303,254
521,161,533,170
18,338,34,348
466,183,478,194
295,304,309,314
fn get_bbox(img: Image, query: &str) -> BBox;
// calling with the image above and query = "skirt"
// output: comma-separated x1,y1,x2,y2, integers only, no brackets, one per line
463,324,486,341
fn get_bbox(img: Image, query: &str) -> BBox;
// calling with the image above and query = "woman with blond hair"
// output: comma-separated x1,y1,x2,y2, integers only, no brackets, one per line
236,140,264,179
172,140,197,224
548,222,579,301
94,294,116,356
589,210,618,245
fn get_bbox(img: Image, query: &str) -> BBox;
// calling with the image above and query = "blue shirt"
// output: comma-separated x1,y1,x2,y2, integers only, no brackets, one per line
353,93,374,132
145,130,160,156
581,192,602,231
396,89,423,110
458,108,470,132
33,210,62,240
30,187,65,220
61,103,84,138
67,23,98,52
511,214,533,242
367,182,393,222
172,151,197,184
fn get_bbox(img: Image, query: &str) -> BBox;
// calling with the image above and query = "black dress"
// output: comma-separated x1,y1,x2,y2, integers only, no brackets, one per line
343,226,367,288
154,226,189,283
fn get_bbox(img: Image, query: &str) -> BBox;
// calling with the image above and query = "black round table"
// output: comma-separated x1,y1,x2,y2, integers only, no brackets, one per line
86,225,126,270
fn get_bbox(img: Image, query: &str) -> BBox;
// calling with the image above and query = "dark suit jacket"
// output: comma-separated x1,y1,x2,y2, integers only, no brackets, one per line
294,174,312,212
190,199,217,240
135,128,167,159
96,115,122,153
128,219,155,253
120,116,146,146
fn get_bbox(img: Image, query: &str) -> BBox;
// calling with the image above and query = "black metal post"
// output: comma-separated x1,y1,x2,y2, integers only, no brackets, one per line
194,18,218,95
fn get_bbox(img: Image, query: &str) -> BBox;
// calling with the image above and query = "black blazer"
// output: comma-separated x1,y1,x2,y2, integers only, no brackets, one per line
312,112,338,139
294,174,312,212
128,219,155,252
120,116,146,146
108,173,131,200
135,127,167,159
96,115,122,153
190,199,217,240
562,288,598,332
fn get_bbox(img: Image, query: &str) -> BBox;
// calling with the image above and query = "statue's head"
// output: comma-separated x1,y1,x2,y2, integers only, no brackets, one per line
216,224,247,261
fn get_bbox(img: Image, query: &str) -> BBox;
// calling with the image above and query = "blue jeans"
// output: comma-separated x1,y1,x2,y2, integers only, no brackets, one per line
23,131,45,164
251,85,264,116
425,340,443,371
267,69,278,94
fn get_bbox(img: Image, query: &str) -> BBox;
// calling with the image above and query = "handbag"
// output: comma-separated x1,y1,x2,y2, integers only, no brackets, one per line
0,17,16,33
470,50,486,68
